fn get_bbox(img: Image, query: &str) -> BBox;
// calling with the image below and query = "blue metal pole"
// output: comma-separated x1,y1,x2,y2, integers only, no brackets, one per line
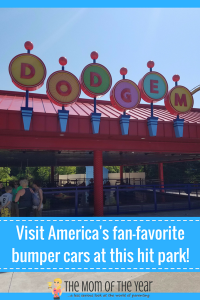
26,48,30,108
151,102,153,117
123,74,126,115
26,90,29,108
93,58,96,113
94,97,96,114
149,66,154,118
174,80,182,134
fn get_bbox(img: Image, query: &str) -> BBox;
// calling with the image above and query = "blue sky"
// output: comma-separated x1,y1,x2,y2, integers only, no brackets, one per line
1,8,200,107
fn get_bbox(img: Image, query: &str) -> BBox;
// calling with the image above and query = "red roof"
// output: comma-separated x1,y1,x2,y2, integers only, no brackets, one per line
0,89,200,124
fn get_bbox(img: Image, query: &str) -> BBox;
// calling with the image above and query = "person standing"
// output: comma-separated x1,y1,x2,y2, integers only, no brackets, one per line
0,186,13,217
16,178,24,193
15,179,33,217
0,182,6,196
11,181,19,217
32,180,43,217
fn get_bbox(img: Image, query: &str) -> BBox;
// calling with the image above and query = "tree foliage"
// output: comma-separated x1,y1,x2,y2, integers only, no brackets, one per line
0,167,12,182
2,161,200,184
104,166,120,173
37,167,51,181
55,166,76,175
76,167,86,174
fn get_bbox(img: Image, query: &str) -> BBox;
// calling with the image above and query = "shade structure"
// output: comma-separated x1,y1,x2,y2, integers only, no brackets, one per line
1,89,200,217
0,89,200,155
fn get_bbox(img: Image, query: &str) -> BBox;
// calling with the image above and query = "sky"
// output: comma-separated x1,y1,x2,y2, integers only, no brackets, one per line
0,8,200,107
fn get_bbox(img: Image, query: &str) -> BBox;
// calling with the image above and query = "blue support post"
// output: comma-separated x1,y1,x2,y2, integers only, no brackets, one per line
120,114,130,135
147,116,158,137
26,90,29,107
20,46,34,131
153,185,157,212
21,107,33,131
151,102,153,117
147,102,158,137
172,78,184,138
58,109,69,132
21,90,33,131
91,95,101,134
173,115,184,138
119,71,130,135
91,112,101,134
94,96,96,114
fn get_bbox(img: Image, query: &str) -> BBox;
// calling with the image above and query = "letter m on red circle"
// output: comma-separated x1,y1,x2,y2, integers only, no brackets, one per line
90,72,102,87
175,93,187,107
21,63,35,79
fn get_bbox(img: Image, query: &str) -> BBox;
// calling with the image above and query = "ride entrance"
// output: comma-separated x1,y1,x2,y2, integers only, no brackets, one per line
2,42,200,216
0,89,200,216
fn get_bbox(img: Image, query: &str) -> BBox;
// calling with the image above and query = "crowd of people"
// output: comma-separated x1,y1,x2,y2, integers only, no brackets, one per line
0,178,113,217
0,179,43,217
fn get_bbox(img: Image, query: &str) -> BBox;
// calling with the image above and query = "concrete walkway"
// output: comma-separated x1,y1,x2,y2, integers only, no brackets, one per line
0,272,145,293
1,209,200,293
1,272,200,293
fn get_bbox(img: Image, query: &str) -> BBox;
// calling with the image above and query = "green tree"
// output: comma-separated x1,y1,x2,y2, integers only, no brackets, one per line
55,166,76,175
76,167,86,174
0,167,12,183
104,166,120,173
145,164,158,181
37,167,51,181
124,165,144,173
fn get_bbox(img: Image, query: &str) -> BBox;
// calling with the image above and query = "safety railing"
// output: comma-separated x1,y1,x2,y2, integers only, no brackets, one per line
41,183,200,217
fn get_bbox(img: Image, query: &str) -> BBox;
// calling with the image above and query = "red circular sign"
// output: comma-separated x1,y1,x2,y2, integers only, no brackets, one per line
164,85,194,116
9,53,46,91
138,71,168,103
110,79,141,112
46,70,81,107
80,63,112,98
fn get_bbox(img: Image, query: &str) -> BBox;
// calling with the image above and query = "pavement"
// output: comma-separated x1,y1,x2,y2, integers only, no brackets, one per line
1,272,200,293
1,208,200,293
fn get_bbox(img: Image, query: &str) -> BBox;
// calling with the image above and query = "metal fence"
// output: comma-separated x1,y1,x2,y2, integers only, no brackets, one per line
41,183,200,217
55,177,145,187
